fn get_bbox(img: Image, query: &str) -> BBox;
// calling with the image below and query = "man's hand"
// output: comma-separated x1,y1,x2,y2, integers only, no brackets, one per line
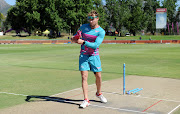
71,36,78,43
71,37,85,45
77,39,85,44
71,30,82,43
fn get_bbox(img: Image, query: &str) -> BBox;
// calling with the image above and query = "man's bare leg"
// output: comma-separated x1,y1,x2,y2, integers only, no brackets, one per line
81,71,89,100
94,72,102,94
94,72,107,103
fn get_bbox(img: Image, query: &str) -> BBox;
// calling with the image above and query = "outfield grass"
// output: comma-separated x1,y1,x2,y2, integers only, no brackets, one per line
0,44,180,109
175,108,180,114
104,35,180,40
0,34,71,40
0,34,180,40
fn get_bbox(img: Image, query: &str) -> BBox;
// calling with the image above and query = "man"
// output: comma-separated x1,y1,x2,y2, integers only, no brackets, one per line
71,10,107,108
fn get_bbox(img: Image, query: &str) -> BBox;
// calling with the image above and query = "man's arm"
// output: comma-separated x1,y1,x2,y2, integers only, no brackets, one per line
71,28,82,43
77,30,105,49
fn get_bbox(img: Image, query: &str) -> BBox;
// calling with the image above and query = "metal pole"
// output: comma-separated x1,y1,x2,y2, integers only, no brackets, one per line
123,63,125,95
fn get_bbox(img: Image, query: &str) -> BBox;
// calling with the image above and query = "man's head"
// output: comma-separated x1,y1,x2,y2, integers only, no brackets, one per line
88,10,99,28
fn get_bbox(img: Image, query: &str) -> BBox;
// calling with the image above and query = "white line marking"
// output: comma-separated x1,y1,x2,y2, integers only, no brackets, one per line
90,104,155,114
2,80,178,114
51,81,108,97
34,97,155,114
134,96,180,103
97,91,180,103
0,92,28,96
168,104,180,114
0,81,109,97
50,87,82,97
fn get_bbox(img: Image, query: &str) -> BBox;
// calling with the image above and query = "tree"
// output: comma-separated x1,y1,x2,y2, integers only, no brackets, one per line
105,0,133,36
105,0,119,32
162,0,178,34
0,13,5,28
6,7,23,30
56,0,94,34
124,0,145,36
93,0,108,30
6,0,40,34
144,0,160,35
6,0,109,36
176,7,180,22
37,0,64,36
6,0,65,36
117,0,131,36
0,12,4,31
162,0,177,23
0,13,4,22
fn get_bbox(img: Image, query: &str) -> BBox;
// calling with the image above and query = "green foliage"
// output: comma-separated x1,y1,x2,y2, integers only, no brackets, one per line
105,0,178,36
125,0,145,36
93,0,108,30
177,7,180,22
106,0,119,30
118,0,131,27
6,0,65,35
0,12,4,22
162,0,177,23
6,7,21,30
144,0,160,35
56,0,94,34
120,29,129,37
7,0,40,32
105,0,146,36
5,0,180,36
37,0,64,33
162,0,178,34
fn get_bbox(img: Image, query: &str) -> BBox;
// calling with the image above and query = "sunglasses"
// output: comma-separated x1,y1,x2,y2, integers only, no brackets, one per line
88,16,98,20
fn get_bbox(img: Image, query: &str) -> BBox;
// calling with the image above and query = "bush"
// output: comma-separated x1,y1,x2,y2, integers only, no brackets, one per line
120,30,129,37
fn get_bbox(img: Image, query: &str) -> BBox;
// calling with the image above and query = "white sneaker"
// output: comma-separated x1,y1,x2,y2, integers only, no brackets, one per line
79,99,90,108
96,93,107,103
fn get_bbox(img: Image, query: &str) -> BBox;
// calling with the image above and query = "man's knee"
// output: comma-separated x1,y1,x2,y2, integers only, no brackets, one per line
94,72,101,78
81,71,88,80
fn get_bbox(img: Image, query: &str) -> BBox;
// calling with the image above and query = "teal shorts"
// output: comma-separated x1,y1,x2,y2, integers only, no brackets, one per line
79,54,102,72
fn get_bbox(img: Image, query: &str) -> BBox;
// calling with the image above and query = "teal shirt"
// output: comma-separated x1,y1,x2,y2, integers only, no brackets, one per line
78,23,105,56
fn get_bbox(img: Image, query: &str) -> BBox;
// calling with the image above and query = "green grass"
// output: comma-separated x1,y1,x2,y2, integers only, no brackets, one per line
104,35,180,40
0,44,180,109
174,108,180,114
0,34,71,40
0,35,49,40
0,34,180,40
101,44,180,78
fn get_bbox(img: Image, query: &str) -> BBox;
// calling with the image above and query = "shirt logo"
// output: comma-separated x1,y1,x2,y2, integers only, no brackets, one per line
95,30,99,32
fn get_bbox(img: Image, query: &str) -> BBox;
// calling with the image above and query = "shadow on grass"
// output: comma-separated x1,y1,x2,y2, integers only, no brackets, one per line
11,35,66,39
25,95,101,108
12,35,30,37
